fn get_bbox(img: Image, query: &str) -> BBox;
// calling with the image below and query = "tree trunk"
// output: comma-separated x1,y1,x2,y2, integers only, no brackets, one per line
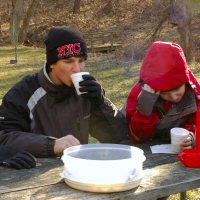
170,0,193,61
19,0,38,43
9,0,24,45
73,0,81,13
177,22,192,61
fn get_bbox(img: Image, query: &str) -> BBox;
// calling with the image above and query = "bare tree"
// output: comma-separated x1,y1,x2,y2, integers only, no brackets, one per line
10,0,24,44
73,0,81,13
145,0,193,61
19,0,38,43
7,0,38,44
169,0,192,61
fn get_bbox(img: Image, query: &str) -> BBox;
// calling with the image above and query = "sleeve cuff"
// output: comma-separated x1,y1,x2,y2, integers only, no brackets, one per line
45,137,56,157
138,90,159,115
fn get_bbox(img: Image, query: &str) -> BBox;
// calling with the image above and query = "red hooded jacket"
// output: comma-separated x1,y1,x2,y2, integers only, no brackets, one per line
126,41,200,143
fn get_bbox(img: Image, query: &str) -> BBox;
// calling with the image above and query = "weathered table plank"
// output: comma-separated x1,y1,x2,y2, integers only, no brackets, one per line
0,158,63,194
0,142,200,200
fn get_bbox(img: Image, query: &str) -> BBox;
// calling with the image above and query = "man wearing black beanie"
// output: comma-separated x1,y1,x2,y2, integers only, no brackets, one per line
45,26,87,66
0,26,129,158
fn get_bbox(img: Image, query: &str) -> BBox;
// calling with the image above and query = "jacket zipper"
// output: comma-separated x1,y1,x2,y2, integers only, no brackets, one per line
158,108,165,120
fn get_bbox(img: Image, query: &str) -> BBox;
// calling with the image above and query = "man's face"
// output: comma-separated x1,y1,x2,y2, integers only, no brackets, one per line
160,84,186,103
50,57,86,86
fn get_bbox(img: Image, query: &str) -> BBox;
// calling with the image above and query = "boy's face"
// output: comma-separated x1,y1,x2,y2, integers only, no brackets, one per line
160,84,186,103
50,57,86,86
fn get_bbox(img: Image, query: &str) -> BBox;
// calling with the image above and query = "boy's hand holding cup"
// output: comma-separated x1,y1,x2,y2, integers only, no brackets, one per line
70,72,90,95
170,127,193,153
70,72,104,105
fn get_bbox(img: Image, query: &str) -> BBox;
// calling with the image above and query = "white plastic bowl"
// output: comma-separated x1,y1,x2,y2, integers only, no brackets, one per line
61,144,146,185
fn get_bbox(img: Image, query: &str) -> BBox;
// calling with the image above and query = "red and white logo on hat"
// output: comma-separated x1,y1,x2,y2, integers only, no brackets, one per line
57,43,81,57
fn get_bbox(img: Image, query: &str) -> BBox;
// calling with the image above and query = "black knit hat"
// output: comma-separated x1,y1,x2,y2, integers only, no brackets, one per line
44,26,87,65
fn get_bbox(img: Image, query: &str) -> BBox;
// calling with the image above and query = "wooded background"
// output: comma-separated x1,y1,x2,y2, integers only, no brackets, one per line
1,0,200,62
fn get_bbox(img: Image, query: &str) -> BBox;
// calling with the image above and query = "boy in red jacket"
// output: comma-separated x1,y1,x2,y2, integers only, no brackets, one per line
126,41,200,150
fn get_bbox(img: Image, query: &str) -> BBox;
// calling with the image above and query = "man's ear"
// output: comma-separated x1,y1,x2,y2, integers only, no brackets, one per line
50,64,55,69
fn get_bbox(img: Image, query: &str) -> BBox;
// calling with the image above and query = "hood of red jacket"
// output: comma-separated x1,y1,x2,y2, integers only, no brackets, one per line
140,41,190,91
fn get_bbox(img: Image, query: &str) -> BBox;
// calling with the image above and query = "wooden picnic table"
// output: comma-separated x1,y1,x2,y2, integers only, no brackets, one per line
0,140,200,200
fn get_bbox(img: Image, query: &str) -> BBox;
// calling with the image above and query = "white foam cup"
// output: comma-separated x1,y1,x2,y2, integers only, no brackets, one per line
170,127,189,153
70,72,90,95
